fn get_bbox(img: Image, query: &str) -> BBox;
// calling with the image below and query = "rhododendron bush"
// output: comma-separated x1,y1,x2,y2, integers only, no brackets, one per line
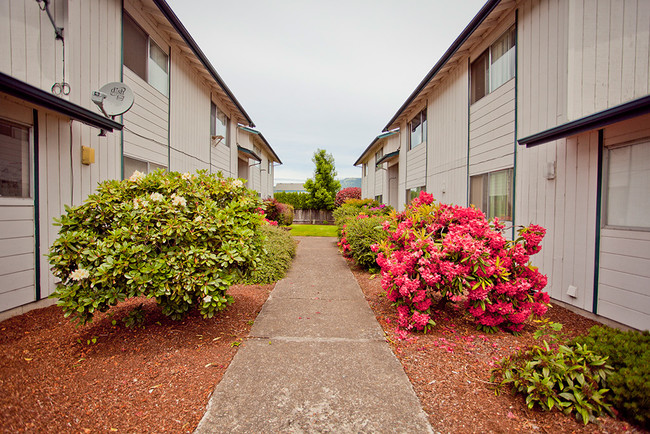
49,170,264,325
373,191,549,333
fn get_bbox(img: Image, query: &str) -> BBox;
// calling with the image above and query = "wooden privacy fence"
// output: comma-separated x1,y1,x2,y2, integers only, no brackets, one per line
293,209,334,225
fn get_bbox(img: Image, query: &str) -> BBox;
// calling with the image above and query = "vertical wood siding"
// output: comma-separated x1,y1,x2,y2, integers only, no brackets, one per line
426,64,469,206
515,132,599,312
566,0,650,122
168,52,211,173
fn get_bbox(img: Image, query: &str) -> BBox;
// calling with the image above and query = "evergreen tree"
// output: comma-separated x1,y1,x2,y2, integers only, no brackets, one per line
303,149,341,210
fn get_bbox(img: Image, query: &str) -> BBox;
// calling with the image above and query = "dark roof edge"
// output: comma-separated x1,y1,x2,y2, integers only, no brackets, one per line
153,0,255,127
354,130,399,166
376,150,399,166
237,144,262,162
518,95,650,147
0,72,123,132
238,125,282,164
383,0,501,131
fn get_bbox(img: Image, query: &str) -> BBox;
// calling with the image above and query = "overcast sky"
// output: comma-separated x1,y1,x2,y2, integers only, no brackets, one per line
165,0,487,183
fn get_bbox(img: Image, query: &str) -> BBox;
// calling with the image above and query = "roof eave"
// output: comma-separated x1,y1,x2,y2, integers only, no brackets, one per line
518,95,650,147
152,0,255,127
354,130,398,166
383,0,501,131
0,72,123,132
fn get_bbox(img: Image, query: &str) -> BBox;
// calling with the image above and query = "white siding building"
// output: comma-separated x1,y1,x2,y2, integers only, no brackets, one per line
356,0,650,330
0,0,280,318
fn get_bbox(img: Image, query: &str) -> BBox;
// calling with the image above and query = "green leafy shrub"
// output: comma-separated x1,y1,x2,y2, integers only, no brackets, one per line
333,199,389,232
572,326,650,428
243,225,296,284
49,170,264,324
273,191,311,209
340,215,388,271
491,339,614,425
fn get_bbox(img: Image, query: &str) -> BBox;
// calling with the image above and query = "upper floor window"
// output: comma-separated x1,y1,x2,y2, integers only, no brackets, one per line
606,139,650,230
469,168,513,221
471,25,516,104
375,148,383,171
409,109,427,150
362,163,367,177
123,13,169,96
210,102,229,146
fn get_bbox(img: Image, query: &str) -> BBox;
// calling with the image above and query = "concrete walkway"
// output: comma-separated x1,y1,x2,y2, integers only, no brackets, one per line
195,237,433,433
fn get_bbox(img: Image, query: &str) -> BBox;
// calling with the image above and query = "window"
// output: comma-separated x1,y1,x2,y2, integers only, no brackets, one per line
0,119,30,198
406,186,425,204
606,140,650,229
362,163,367,177
471,26,516,104
375,195,383,203
123,156,166,179
469,168,513,220
123,13,169,96
210,102,229,146
375,148,383,171
409,109,427,149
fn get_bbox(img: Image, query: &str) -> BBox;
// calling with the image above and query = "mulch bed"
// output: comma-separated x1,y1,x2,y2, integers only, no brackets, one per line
0,283,273,433
350,264,645,434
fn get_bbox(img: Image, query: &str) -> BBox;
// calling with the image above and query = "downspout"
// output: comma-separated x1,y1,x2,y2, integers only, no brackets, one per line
425,100,429,191
466,59,471,206
33,109,41,301
167,46,171,171
512,10,519,240
592,129,604,314
119,0,124,179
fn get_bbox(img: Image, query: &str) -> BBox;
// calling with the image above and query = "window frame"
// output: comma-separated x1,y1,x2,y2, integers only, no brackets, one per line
603,138,650,231
210,101,230,147
469,168,514,221
408,109,427,150
375,148,384,171
406,186,425,205
470,25,516,104
122,12,169,96
0,117,33,201
123,155,166,179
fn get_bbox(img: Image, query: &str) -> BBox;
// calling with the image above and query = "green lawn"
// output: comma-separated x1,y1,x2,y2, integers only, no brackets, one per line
288,224,338,237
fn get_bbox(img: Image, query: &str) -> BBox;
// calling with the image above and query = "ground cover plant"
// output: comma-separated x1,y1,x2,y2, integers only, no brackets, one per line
242,225,296,284
48,170,264,324
350,264,639,433
374,191,549,334
288,224,338,237
573,326,650,428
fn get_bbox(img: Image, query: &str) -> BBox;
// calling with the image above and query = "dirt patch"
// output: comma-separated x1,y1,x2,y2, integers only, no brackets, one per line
0,283,273,433
350,264,644,434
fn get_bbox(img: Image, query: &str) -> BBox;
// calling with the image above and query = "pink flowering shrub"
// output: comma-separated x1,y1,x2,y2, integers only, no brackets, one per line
373,191,549,333
335,187,361,208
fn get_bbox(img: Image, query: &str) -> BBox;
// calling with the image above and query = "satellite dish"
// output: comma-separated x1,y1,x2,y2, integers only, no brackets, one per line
91,82,134,117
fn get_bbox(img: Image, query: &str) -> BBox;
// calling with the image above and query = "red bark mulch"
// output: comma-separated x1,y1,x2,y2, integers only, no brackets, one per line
0,284,273,433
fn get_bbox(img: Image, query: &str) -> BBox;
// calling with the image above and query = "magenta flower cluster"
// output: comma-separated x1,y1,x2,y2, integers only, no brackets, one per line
373,191,549,333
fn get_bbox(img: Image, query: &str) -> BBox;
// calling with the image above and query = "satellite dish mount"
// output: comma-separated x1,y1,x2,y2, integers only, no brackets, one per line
92,82,134,119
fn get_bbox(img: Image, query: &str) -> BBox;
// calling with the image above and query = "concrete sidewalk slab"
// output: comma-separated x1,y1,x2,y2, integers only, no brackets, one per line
195,236,433,433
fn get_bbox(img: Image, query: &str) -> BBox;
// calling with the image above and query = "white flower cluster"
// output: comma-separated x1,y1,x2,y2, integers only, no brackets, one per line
181,172,192,181
129,170,145,182
133,197,149,209
149,192,164,202
203,295,212,303
70,268,90,281
232,179,243,188
171,193,187,207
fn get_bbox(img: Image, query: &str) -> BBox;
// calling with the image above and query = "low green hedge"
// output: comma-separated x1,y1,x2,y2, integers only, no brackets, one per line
243,225,296,284
572,326,650,428
343,215,388,271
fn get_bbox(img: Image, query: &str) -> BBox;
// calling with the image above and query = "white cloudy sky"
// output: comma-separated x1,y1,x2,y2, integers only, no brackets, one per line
165,0,487,183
